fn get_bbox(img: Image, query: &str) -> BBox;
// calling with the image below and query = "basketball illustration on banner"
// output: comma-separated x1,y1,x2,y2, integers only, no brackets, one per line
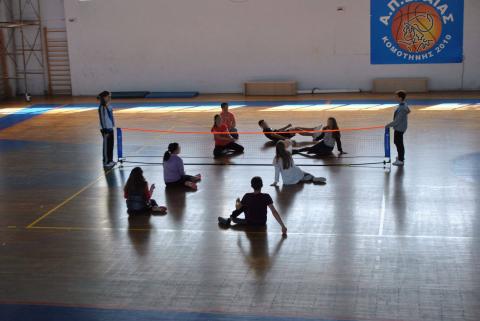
391,3,443,53
371,0,464,64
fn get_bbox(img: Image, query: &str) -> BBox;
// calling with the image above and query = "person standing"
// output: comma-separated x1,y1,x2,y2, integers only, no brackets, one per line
98,91,116,168
386,90,411,166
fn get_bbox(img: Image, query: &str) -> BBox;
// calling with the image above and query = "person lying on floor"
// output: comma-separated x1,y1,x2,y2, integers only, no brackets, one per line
258,119,297,143
218,176,287,236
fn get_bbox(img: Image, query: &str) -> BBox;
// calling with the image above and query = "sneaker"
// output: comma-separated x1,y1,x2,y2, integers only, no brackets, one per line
313,177,327,184
303,174,314,181
105,161,116,167
152,206,167,213
218,217,231,226
392,160,404,166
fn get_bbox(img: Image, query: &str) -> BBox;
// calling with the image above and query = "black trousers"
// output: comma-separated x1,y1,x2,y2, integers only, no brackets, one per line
213,142,244,157
165,175,196,187
101,129,114,164
295,141,333,156
394,131,405,161
230,206,265,227
127,199,158,216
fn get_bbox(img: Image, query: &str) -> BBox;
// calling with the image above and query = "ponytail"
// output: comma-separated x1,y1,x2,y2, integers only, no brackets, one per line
163,142,179,162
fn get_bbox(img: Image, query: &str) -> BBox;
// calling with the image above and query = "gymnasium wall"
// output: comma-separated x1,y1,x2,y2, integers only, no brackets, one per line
61,0,480,95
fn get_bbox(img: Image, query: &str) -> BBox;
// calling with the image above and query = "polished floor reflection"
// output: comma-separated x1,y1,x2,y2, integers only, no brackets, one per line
0,94,479,321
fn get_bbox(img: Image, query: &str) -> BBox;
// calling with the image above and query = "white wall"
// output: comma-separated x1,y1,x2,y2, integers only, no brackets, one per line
62,0,480,95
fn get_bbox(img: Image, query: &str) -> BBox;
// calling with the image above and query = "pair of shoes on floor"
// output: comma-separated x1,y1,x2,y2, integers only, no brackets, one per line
392,158,404,166
152,206,167,213
218,217,231,226
313,177,327,184
104,161,116,167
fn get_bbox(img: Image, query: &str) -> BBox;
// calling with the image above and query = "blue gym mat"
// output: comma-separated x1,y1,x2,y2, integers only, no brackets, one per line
145,92,199,99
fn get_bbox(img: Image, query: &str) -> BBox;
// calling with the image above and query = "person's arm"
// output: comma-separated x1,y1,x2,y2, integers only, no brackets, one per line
98,107,106,131
386,108,403,128
278,124,292,131
214,134,234,143
145,183,153,200
335,133,344,154
269,132,289,141
268,203,287,235
230,113,236,128
178,157,186,176
271,159,280,186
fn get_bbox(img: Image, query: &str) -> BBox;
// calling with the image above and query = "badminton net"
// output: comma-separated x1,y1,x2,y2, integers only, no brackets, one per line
116,126,391,167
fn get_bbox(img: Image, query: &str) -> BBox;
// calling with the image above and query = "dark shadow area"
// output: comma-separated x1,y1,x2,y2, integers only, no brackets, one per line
164,186,188,224
393,167,406,233
236,229,286,280
127,215,152,257
273,184,304,216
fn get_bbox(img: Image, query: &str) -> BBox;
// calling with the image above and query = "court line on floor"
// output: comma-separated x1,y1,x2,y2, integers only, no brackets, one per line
26,169,113,229
25,226,477,239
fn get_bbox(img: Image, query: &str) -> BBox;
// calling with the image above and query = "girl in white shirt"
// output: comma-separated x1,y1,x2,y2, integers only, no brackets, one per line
271,141,326,186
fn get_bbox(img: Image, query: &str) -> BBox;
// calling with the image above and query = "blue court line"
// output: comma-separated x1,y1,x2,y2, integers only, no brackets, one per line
60,98,480,109
0,304,352,321
0,104,59,131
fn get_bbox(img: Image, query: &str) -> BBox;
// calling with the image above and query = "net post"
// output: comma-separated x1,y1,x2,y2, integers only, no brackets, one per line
117,127,124,166
384,127,391,166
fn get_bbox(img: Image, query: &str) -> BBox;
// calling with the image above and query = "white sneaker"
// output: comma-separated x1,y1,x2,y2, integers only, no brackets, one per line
392,160,404,166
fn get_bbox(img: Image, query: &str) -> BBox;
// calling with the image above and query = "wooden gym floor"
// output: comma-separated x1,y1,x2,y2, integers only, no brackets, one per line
0,93,479,321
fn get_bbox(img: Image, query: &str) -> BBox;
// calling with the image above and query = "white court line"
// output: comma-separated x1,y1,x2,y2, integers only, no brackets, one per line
260,104,312,112
173,105,246,113
117,106,194,113
293,104,344,111
420,103,469,111
26,226,478,239
378,192,386,236
328,104,381,111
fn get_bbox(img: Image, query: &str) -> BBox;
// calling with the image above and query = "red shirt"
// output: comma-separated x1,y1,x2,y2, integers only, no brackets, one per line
211,123,231,146
220,111,236,129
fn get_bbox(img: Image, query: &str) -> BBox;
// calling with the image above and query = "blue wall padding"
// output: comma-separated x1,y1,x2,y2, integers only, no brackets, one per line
145,92,199,98
111,91,150,99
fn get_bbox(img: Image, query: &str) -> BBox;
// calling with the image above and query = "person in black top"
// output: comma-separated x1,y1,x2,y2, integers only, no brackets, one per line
258,120,297,143
218,176,287,236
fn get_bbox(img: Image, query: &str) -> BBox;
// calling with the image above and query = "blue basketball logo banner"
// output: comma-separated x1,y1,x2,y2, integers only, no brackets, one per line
371,0,464,64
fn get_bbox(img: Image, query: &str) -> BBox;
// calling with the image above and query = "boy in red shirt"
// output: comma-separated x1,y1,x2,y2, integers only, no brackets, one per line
220,102,239,139
211,114,244,158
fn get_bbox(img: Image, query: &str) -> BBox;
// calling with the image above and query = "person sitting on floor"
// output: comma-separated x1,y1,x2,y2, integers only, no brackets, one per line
124,167,167,215
218,176,287,236
211,114,244,158
292,117,346,156
272,141,326,186
220,102,239,139
163,142,201,190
